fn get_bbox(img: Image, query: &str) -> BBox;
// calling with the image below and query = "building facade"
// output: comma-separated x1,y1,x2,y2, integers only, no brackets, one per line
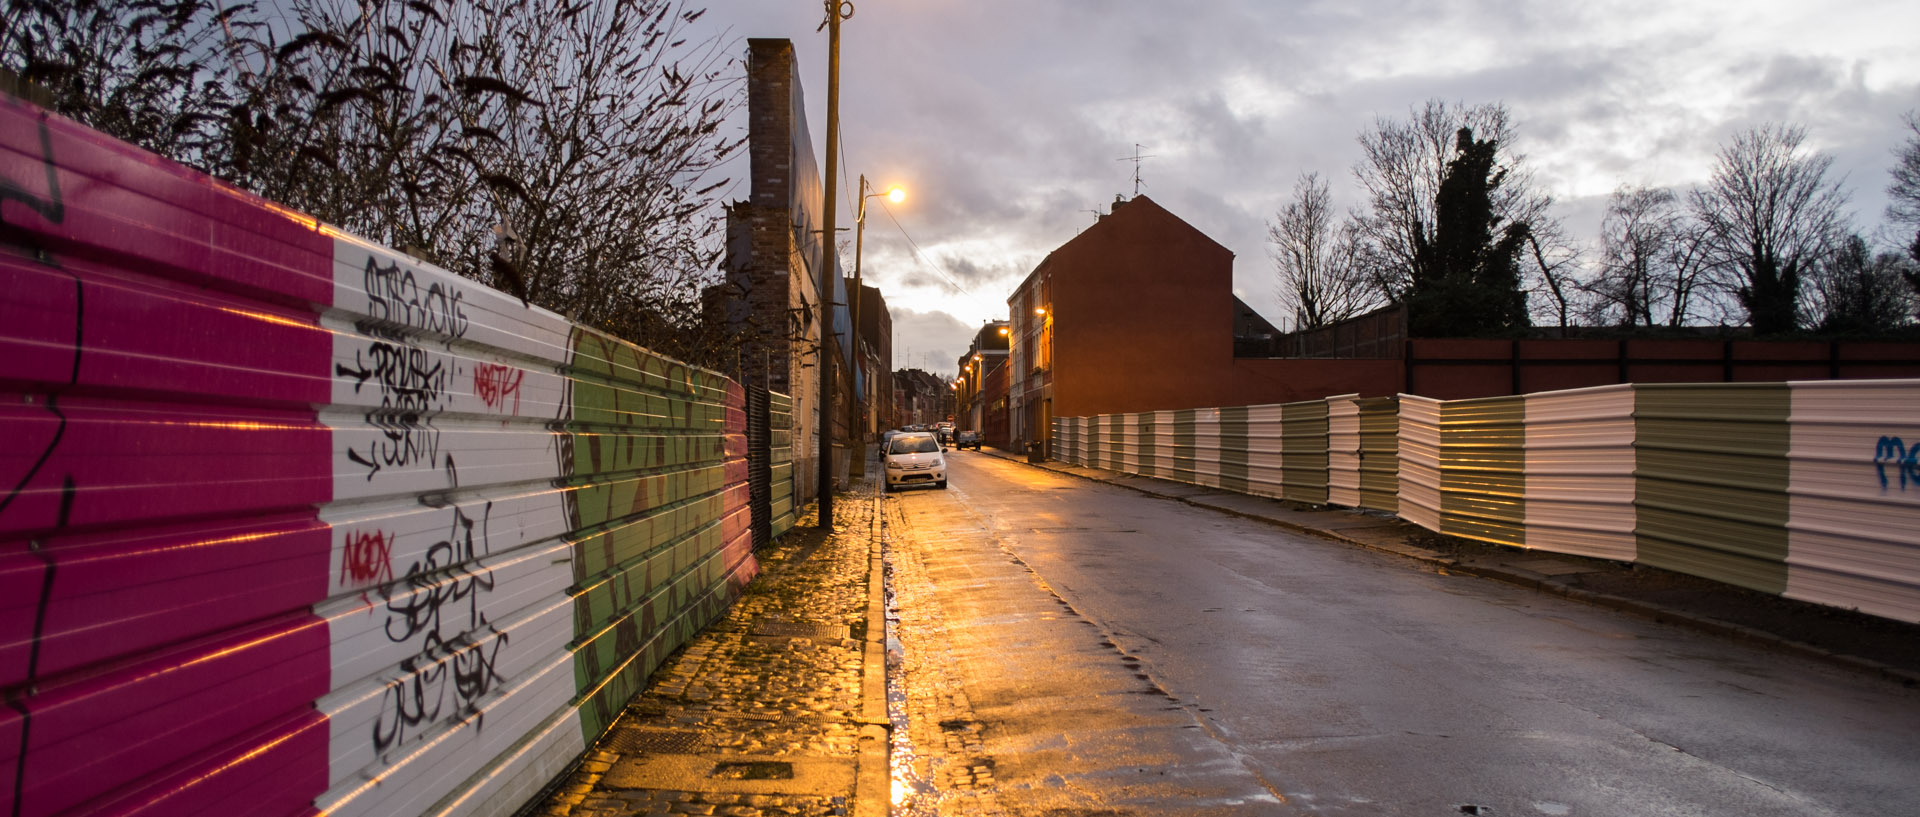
954,321,1011,446
1007,195,1400,452
723,38,864,501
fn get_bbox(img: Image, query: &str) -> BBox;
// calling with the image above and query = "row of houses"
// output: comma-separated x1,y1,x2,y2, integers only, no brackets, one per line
958,193,1920,455
719,38,955,503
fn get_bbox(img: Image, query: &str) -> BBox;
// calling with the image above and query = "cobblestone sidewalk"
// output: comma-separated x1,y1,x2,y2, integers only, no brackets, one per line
529,488,886,817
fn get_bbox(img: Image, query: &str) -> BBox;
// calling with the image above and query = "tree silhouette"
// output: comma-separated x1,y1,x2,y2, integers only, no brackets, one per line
1404,128,1530,337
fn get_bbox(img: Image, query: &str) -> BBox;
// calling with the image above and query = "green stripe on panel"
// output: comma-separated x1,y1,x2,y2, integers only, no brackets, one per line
1174,408,1198,484
1357,397,1399,513
1220,405,1251,494
1281,400,1330,504
1439,397,1526,547
1138,413,1156,476
1635,384,1790,594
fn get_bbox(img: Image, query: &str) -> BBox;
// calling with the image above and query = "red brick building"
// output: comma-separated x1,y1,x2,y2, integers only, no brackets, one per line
954,321,1011,446
1007,195,1399,449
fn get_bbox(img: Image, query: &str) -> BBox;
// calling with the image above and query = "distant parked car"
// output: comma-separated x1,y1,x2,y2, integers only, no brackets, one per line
882,432,947,491
954,430,981,450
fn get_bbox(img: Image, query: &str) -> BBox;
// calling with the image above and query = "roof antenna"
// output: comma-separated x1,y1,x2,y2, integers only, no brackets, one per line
1117,143,1156,196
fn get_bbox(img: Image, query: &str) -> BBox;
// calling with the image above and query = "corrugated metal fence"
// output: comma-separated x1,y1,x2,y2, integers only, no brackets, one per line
1053,381,1920,624
1,99,792,817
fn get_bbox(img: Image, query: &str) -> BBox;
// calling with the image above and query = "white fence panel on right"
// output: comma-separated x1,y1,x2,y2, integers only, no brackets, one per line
1788,380,1920,623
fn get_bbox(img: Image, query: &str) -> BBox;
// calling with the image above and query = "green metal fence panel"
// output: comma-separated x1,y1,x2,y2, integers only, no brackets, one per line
1172,408,1200,485
1398,395,1444,531
1219,406,1251,494
1787,380,1920,622
1524,385,1635,561
1149,410,1177,479
1357,397,1401,513
1635,383,1791,594
1439,396,1527,547
1088,414,1105,469
1282,400,1331,504
1128,412,1154,476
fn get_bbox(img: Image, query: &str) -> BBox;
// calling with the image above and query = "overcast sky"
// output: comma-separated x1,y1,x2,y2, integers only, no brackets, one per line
687,0,1920,378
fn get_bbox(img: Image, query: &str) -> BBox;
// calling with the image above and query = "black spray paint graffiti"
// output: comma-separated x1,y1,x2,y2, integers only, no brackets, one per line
1875,436,1920,492
363,255,469,339
338,340,452,479
338,255,473,480
370,461,507,754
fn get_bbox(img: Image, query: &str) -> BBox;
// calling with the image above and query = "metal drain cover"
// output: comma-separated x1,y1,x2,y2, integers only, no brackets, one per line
603,728,704,755
751,620,849,640
711,760,794,780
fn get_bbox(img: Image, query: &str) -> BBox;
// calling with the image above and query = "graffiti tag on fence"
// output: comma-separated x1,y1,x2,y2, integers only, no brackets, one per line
363,255,469,338
369,461,507,754
1875,436,1920,493
474,363,524,415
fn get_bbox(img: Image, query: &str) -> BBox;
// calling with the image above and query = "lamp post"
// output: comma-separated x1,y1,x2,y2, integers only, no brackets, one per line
815,0,849,529
851,174,903,449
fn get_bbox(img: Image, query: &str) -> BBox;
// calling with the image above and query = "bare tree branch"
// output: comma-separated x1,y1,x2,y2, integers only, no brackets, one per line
1269,172,1382,330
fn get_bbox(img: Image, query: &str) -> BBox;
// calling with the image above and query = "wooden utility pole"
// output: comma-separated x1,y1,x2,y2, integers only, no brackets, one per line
816,0,847,529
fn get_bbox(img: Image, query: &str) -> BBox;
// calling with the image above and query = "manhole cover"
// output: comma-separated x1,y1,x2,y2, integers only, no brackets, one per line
711,760,794,780
751,620,849,640
602,728,705,755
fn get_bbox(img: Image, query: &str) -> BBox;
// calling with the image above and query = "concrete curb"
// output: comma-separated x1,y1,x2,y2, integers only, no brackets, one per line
980,448,1920,690
854,492,892,817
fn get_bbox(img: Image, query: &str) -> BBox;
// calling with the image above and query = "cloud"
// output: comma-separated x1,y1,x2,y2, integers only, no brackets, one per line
696,0,1920,345
885,308,977,378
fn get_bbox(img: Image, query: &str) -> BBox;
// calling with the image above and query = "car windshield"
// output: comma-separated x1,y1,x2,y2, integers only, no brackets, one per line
889,436,939,454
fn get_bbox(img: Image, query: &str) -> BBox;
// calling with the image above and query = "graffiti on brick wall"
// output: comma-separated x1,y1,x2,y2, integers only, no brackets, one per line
1875,436,1919,492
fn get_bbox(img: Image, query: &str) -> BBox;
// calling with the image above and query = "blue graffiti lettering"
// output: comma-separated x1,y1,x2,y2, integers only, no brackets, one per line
1874,436,1920,492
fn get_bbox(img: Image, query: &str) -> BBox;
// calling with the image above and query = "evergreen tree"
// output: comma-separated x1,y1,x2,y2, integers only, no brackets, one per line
1405,128,1531,336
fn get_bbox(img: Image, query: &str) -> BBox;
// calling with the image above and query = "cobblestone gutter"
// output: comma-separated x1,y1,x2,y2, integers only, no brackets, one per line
528,486,890,817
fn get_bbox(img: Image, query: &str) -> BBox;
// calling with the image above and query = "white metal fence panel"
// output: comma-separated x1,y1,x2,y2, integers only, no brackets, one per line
1523,385,1636,561
1788,380,1920,623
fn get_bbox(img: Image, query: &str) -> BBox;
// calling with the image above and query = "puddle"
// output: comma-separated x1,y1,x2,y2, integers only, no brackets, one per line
883,538,940,814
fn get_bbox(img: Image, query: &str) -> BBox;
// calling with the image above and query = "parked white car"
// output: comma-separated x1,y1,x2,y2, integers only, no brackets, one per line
883,432,947,491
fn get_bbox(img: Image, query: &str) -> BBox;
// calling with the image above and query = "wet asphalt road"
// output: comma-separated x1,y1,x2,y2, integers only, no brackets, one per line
883,450,1920,816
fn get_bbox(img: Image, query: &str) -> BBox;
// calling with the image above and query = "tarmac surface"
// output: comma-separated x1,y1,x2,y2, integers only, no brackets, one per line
527,444,1919,817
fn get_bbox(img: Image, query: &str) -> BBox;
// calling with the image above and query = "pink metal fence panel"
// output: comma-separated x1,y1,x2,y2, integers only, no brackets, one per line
1,96,766,817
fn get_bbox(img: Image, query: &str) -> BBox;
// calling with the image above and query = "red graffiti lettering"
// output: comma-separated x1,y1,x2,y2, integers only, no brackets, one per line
474,363,524,415
342,530,395,586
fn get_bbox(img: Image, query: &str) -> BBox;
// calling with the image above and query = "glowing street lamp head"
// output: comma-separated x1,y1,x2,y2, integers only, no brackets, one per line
886,186,905,204
1034,307,1047,316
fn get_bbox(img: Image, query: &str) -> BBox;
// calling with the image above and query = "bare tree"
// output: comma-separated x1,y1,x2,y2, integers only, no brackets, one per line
1,0,260,173
1268,172,1380,330
1690,123,1849,334
1890,111,1920,231
6,0,743,367
1349,99,1534,302
1586,185,1713,327
1522,214,1585,333
1806,233,1914,333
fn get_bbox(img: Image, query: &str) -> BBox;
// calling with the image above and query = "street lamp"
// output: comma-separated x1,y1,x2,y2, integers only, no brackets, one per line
849,174,904,467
